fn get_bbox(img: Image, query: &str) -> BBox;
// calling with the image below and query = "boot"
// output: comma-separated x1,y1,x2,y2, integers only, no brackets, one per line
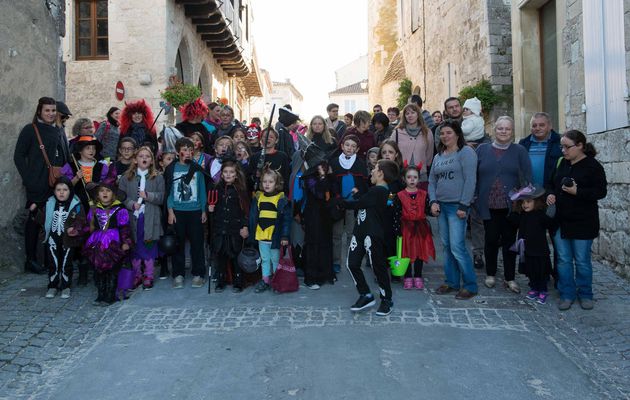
93,273,105,305
104,271,118,305
77,264,89,287
232,272,243,293
24,258,46,274
158,256,169,280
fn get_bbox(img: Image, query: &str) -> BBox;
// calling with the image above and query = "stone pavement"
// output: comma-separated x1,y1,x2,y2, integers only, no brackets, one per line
0,255,628,399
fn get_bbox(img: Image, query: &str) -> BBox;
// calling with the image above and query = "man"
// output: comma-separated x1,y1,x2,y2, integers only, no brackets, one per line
409,94,435,131
518,112,562,190
325,103,347,140
372,104,383,114
55,100,72,163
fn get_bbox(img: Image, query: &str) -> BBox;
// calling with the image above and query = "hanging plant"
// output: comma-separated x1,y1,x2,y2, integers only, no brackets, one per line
397,78,413,109
160,76,202,108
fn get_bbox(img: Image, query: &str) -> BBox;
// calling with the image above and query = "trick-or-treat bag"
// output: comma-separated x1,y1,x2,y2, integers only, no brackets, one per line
271,245,299,293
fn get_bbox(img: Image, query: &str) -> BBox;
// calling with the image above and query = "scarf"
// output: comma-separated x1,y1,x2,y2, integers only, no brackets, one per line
492,141,511,150
338,153,357,170
134,168,148,217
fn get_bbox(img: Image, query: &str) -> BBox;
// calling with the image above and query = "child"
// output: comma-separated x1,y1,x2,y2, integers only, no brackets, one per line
209,158,251,292
393,165,435,290
164,137,207,289
156,151,176,279
208,136,235,184
38,177,87,299
114,137,138,179
344,159,400,316
249,168,291,292
119,146,165,290
246,124,261,154
366,147,379,176
83,182,132,305
461,97,485,145
330,134,368,273
508,185,555,304
249,128,291,193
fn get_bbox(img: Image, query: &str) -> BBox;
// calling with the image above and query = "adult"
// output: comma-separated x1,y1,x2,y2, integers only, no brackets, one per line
203,101,222,132
548,130,607,311
324,103,347,140
518,112,563,190
216,105,241,138
339,110,376,160
69,118,96,153
344,113,353,128
14,97,67,274
176,98,214,154
431,111,443,126
94,107,121,160
119,99,158,154
372,112,393,145
372,104,383,114
276,107,298,158
409,94,435,131
392,104,433,189
306,115,337,153
387,107,400,126
475,116,532,293
428,120,478,299
55,100,72,164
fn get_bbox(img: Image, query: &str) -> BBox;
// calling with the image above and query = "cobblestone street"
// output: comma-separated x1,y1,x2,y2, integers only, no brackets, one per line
0,252,628,400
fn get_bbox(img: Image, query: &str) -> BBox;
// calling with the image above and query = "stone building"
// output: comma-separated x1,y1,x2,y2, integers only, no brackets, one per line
512,0,630,276
249,69,274,122
328,56,369,114
0,0,66,269
368,0,513,116
270,79,304,115
62,0,263,124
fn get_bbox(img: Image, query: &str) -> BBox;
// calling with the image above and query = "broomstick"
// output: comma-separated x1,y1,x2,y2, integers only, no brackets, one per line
254,104,276,191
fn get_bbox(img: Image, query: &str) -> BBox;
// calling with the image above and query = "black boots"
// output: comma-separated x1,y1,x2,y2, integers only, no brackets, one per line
77,263,89,287
93,271,117,306
93,273,105,305
24,259,46,274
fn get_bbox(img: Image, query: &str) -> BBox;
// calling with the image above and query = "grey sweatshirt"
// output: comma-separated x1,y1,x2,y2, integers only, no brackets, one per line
428,145,477,211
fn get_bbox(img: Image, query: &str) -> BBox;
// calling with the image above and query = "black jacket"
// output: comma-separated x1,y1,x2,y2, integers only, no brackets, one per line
14,122,66,203
551,156,607,240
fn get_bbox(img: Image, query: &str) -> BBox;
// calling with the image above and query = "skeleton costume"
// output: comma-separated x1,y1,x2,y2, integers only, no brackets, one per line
39,178,87,291
343,184,392,301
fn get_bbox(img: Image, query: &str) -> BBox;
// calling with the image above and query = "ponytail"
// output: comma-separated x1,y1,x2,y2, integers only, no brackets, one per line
584,142,597,158
563,129,597,157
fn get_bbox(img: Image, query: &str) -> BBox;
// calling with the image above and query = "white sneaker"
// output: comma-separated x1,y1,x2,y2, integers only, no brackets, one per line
306,283,320,290
191,276,204,288
173,275,184,289
45,288,57,298
60,288,71,299
505,280,521,294
484,276,496,288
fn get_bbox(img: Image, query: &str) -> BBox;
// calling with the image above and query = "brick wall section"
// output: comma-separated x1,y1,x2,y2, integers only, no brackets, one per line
562,0,630,277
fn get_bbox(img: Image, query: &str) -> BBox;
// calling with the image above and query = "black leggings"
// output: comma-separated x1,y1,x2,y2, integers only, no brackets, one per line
483,209,517,281
404,260,423,278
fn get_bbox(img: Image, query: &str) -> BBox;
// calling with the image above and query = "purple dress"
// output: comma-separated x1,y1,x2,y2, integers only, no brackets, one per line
83,204,133,271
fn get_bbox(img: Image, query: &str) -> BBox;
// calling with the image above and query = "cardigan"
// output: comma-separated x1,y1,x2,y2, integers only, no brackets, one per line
119,173,165,242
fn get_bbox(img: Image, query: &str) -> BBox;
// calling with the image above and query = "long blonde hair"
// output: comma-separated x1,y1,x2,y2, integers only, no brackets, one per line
124,146,159,181
306,115,334,144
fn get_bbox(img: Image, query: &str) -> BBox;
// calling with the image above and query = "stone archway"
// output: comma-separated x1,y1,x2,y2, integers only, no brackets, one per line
174,36,193,84
413,85,422,96
198,63,212,98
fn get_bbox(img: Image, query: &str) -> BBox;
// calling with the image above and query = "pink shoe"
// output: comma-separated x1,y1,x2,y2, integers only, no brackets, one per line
403,278,413,290
414,277,424,290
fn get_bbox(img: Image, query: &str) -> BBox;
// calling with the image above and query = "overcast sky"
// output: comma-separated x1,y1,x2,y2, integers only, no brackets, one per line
251,0,368,121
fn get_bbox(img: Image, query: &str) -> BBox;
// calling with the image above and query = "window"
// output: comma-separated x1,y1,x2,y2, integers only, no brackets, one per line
75,0,108,59
583,0,628,133
411,0,420,33
344,99,357,113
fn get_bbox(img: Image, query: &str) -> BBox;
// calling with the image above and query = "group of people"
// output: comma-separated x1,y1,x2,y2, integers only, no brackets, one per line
13,94,607,314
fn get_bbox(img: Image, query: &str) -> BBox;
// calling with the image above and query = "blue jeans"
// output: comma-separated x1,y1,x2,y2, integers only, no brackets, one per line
437,202,478,292
258,241,280,278
554,230,594,301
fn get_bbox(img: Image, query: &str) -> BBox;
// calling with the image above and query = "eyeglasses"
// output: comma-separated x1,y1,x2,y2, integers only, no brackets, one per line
120,147,135,152
560,144,576,150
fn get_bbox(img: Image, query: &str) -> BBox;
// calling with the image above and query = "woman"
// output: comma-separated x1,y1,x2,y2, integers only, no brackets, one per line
431,111,443,126
393,103,434,190
372,112,393,145
548,130,606,311
176,98,213,154
14,97,67,274
306,115,337,153
428,120,478,300
203,101,222,132
216,105,240,137
119,100,158,154
475,116,532,293
94,107,121,160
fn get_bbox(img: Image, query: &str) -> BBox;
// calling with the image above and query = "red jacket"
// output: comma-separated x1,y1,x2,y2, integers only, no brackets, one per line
340,127,376,160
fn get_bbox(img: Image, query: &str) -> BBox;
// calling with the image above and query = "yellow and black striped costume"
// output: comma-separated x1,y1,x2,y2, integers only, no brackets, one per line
255,192,284,241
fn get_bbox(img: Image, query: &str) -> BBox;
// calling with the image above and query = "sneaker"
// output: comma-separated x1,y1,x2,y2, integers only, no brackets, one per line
254,281,270,293
159,264,169,280
45,288,57,298
403,278,413,290
306,283,321,290
505,280,521,294
413,277,424,290
484,276,496,288
537,292,548,305
232,286,243,293
350,294,376,312
214,283,226,293
435,285,458,295
375,299,393,316
191,276,204,288
143,279,154,290
525,290,539,301
332,264,341,273
455,289,477,300
474,254,484,270
172,275,184,289
60,288,71,299
579,298,594,310
558,299,573,311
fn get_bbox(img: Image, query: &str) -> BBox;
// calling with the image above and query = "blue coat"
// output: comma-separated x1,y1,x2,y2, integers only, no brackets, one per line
518,130,562,192
248,192,292,249
474,143,532,220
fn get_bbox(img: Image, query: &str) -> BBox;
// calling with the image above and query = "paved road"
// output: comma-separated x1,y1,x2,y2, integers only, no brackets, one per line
0,255,628,399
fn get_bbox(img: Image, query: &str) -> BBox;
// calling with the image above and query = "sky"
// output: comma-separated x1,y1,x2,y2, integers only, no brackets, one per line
251,0,368,121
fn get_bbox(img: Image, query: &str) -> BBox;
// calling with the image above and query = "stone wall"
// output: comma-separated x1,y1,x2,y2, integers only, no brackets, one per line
367,0,399,107
561,0,630,277
63,0,229,124
0,0,65,268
